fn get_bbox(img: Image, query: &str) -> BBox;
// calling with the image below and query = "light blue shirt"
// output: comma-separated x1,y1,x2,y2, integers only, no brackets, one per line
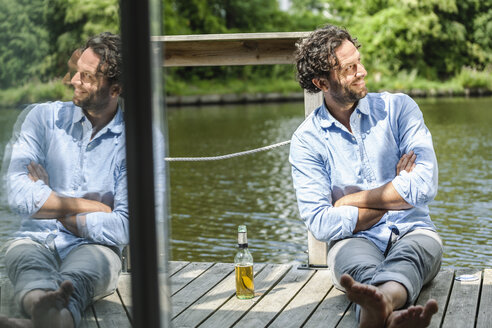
6,101,128,259
289,92,438,252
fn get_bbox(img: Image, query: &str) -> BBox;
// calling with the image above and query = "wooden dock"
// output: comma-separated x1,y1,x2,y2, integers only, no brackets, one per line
0,262,490,327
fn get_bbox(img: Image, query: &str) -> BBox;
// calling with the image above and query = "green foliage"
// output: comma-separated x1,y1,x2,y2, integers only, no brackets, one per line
453,66,492,90
0,80,72,108
1,0,491,100
163,0,311,97
0,0,50,88
44,0,119,78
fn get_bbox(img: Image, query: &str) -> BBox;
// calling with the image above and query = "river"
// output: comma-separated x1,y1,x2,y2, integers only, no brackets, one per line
0,96,491,270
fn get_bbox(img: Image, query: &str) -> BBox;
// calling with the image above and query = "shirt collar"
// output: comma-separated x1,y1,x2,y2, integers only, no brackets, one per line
72,104,124,135
318,95,370,129
355,96,371,116
72,106,86,124
105,107,124,134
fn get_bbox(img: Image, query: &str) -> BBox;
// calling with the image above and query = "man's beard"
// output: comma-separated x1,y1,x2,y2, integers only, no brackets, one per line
73,84,111,112
329,79,368,106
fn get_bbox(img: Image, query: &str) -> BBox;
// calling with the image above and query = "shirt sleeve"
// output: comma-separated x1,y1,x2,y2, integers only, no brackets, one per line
289,133,358,242
76,158,129,247
7,105,53,216
391,96,438,207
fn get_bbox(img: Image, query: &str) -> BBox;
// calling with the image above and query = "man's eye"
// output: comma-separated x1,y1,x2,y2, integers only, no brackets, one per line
81,72,95,83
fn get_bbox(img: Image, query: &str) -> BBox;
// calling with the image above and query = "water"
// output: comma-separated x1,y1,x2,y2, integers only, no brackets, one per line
167,97,492,270
0,97,491,270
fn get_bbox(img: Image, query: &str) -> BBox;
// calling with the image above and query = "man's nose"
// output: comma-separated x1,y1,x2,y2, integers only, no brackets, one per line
71,72,81,85
356,64,367,78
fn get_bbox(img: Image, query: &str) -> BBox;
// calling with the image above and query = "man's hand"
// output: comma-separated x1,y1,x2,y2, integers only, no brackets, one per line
27,161,49,185
396,151,416,175
58,216,80,236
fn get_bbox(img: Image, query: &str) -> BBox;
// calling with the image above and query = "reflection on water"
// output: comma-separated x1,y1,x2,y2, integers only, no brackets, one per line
0,97,491,270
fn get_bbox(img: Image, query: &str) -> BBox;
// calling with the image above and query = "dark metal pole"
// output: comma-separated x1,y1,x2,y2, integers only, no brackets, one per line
120,0,161,327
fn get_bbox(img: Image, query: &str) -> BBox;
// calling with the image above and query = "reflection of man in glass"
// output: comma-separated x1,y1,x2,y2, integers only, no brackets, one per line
1,32,127,328
290,25,442,327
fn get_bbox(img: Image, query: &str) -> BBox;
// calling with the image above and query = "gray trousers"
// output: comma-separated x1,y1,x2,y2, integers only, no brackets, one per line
4,238,122,327
327,229,443,308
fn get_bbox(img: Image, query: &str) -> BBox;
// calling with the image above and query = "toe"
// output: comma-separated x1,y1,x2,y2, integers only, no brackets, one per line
424,299,438,316
340,274,354,290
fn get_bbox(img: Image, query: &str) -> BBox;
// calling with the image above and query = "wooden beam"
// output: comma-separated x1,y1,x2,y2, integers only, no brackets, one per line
152,32,310,67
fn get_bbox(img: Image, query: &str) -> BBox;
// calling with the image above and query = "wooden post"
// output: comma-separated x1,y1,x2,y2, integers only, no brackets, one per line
303,90,328,268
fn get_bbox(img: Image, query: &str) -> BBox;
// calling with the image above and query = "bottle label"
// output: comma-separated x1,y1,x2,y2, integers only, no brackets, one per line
238,232,248,245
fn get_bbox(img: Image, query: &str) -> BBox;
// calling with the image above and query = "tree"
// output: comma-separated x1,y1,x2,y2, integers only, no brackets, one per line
0,0,50,88
44,0,120,79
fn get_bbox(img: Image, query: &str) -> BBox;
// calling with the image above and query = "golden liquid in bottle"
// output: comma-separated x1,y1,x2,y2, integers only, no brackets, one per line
235,264,254,299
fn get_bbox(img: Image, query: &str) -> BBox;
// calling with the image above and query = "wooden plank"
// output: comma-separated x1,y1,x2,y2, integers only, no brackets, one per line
172,263,266,327
441,269,481,328
334,305,357,328
152,32,310,42
199,264,292,328
269,269,333,328
171,262,214,295
116,272,172,324
415,268,454,328
154,32,311,67
303,286,351,328
234,267,315,327
477,269,492,328
172,262,235,318
169,261,190,276
116,273,132,320
80,307,99,328
92,291,131,328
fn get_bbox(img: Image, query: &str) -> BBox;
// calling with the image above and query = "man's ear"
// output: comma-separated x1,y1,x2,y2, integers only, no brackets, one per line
312,77,329,92
110,84,122,97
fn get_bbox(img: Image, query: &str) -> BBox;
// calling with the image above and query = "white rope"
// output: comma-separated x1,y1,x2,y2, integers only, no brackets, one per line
165,140,291,162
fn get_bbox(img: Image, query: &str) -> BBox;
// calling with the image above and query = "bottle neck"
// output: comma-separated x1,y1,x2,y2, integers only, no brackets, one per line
238,231,248,245
238,243,248,249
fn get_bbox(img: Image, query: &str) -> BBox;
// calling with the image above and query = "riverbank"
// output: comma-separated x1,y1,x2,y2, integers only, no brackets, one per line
1,68,491,109
166,88,492,106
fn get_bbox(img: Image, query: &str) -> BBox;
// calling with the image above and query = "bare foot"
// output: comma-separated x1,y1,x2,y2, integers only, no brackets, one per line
30,280,74,328
340,274,392,328
386,299,438,328
0,281,74,328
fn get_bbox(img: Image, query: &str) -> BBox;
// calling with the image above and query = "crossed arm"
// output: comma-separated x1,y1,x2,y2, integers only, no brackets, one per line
335,151,416,233
26,162,111,236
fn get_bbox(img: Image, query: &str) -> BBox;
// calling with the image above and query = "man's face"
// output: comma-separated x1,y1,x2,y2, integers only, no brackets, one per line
328,40,368,104
70,48,112,111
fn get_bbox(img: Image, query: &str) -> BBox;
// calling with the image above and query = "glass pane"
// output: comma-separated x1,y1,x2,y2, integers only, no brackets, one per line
0,0,170,326
149,0,172,324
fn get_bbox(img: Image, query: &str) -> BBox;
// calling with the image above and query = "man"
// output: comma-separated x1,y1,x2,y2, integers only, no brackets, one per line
290,25,443,328
1,32,127,328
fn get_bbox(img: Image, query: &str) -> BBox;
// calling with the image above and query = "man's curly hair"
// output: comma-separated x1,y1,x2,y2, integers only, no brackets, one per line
295,25,360,93
84,32,122,87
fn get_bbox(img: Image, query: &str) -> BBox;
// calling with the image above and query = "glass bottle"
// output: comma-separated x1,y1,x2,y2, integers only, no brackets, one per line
234,225,254,299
